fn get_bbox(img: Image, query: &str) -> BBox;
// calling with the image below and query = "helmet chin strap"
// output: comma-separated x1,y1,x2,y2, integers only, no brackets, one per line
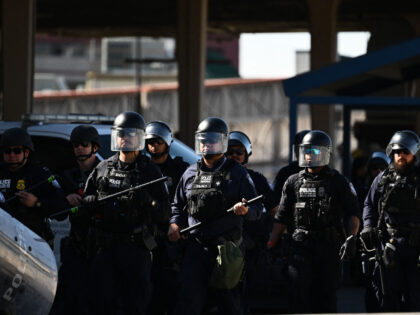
8,152,28,168
76,148,95,161
149,146,169,159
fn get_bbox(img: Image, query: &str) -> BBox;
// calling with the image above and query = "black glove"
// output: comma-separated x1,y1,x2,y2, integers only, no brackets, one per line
360,225,374,248
339,234,357,261
82,195,97,207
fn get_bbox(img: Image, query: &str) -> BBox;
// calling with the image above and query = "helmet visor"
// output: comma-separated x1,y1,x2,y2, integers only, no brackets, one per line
298,145,331,167
111,128,145,152
195,132,228,155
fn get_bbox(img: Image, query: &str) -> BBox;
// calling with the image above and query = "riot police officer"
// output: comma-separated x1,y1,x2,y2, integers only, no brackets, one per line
83,112,170,314
367,151,390,183
361,130,420,312
272,130,310,210
50,125,101,315
226,131,278,308
168,117,262,315
145,121,190,315
267,130,360,313
0,127,68,245
145,120,190,200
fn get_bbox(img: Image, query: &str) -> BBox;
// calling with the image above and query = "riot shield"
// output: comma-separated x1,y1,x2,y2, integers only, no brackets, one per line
0,208,57,314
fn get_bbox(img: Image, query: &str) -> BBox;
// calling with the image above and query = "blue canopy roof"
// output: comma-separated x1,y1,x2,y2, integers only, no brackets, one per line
283,36,420,98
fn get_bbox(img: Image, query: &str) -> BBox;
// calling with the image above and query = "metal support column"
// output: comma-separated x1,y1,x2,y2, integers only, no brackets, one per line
289,98,298,162
177,0,207,147
342,106,351,178
2,0,35,120
307,0,339,136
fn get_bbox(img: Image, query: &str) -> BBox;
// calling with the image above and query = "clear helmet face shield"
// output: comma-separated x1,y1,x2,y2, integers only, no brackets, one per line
298,145,331,167
111,128,145,152
195,132,228,155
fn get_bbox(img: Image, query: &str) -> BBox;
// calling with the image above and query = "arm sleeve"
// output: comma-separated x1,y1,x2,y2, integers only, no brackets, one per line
147,166,171,226
363,174,381,227
169,171,190,227
241,169,262,221
274,176,296,225
273,168,290,203
34,167,69,218
339,176,361,220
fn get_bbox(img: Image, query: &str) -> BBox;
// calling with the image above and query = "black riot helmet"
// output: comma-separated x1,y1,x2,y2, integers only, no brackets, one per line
0,127,34,152
293,129,310,160
386,130,420,157
367,151,390,173
299,130,332,167
228,131,252,163
70,125,101,147
195,117,229,155
145,121,173,146
111,111,146,152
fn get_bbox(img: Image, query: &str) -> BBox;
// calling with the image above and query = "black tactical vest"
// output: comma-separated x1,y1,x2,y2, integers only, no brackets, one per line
96,160,152,232
379,166,420,215
188,160,234,222
293,170,338,230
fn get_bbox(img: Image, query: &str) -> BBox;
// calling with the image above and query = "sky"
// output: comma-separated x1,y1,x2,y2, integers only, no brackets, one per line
239,32,371,79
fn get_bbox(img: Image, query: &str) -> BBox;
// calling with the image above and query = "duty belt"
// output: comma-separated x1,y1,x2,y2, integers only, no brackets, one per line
293,226,339,242
386,224,420,248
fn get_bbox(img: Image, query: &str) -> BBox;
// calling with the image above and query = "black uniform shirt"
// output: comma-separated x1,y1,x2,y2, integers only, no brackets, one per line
272,161,302,204
58,157,101,238
155,156,189,202
84,153,171,231
247,168,278,212
170,156,262,240
274,166,360,230
59,157,101,197
363,164,420,228
0,161,68,236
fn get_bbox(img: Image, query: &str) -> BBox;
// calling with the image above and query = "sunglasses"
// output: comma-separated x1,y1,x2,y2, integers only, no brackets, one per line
72,141,90,148
117,130,137,138
147,138,165,145
304,148,321,155
3,147,23,155
394,148,410,155
226,148,245,156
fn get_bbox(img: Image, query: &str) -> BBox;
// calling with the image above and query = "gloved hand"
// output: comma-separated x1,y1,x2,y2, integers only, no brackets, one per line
82,195,97,207
360,225,374,248
339,234,357,261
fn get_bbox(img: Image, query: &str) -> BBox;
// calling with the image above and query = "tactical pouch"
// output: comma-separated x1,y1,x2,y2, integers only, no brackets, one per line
382,241,397,268
132,225,157,251
209,238,244,290
292,229,308,242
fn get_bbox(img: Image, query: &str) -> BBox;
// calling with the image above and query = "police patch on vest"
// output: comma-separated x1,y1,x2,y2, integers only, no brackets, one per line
16,179,25,190
299,187,317,198
0,179,11,189
192,175,213,189
200,175,212,184
109,178,122,188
